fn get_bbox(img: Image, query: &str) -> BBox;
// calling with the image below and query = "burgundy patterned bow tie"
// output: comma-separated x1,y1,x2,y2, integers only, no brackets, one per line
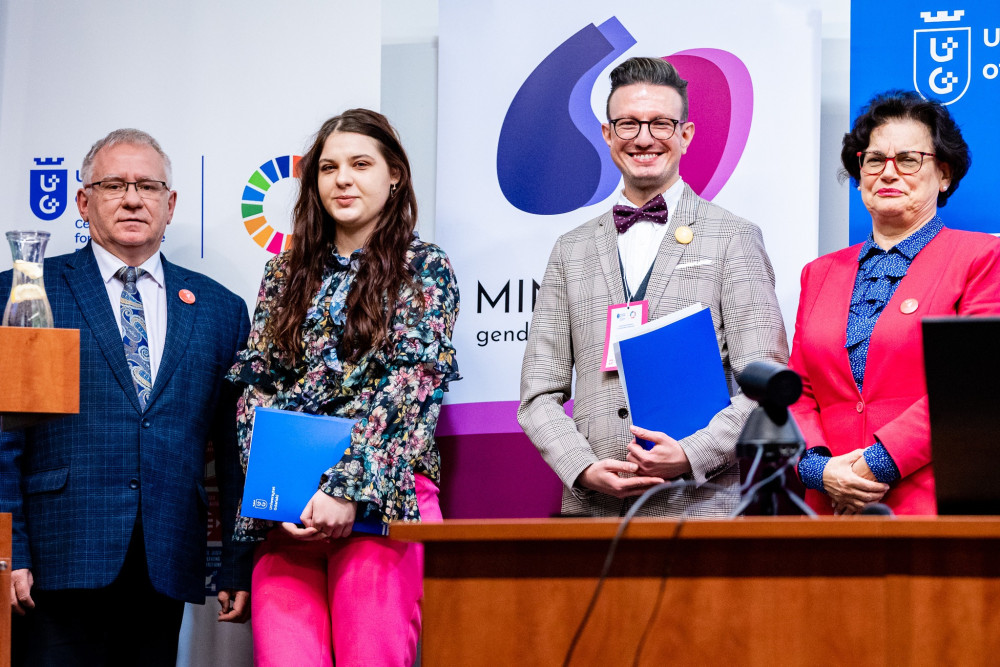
612,194,669,234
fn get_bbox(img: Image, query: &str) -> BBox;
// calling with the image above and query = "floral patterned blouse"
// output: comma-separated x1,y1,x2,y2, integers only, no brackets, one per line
226,237,460,541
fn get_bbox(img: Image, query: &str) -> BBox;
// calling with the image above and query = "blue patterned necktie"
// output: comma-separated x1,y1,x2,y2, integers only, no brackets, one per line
116,266,152,410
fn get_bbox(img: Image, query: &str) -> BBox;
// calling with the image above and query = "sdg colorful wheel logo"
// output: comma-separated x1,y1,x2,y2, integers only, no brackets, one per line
241,155,301,253
497,16,753,215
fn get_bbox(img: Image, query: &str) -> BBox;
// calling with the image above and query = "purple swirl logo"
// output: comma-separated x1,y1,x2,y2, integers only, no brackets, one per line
497,17,753,215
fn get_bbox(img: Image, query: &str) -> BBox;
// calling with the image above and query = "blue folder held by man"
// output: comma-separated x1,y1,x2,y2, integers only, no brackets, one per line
613,303,732,449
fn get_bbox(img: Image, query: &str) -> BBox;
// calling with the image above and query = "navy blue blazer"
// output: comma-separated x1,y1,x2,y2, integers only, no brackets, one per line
0,243,253,603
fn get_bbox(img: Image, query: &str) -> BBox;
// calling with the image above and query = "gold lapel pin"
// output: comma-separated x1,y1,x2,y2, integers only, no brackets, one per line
675,226,693,244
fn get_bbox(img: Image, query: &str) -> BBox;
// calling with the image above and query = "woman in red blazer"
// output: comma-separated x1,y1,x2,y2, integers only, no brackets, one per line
790,91,1000,515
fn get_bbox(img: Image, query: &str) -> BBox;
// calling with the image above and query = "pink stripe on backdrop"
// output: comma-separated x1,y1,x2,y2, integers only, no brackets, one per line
436,400,573,437
437,433,562,519
434,401,572,518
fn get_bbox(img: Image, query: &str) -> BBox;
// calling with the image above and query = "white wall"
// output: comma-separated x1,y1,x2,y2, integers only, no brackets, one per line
382,0,440,241
818,1,852,254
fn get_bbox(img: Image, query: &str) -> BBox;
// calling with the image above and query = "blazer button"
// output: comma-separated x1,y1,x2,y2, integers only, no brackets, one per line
129,478,139,490
618,407,629,419
141,419,151,428
856,401,864,413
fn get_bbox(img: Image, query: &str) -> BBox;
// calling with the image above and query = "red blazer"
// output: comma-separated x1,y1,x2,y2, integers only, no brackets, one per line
789,227,1000,515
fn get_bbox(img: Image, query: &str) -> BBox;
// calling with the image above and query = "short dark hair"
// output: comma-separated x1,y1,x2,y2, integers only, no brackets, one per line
606,57,689,121
840,90,969,207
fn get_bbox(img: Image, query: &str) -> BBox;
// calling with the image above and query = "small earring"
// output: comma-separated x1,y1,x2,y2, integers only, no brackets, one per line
857,184,861,191
389,182,398,198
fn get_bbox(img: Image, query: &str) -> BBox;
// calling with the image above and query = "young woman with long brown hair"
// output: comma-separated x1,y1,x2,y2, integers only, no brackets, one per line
227,109,459,666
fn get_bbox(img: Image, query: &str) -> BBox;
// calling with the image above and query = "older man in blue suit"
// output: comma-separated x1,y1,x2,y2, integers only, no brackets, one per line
0,129,252,666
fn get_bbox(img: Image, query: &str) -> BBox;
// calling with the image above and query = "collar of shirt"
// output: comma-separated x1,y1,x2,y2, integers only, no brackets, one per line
92,242,165,289
857,215,944,267
330,246,364,274
844,215,944,388
615,178,685,229
92,242,167,383
615,179,685,300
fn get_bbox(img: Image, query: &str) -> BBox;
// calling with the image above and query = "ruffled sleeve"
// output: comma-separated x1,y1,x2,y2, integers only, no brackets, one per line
224,253,290,542
318,242,460,526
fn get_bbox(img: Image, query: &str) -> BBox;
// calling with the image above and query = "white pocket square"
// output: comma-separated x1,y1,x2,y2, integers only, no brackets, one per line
675,259,713,270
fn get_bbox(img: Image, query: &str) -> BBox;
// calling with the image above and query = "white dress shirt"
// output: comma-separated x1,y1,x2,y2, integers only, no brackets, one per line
615,178,685,301
92,243,167,384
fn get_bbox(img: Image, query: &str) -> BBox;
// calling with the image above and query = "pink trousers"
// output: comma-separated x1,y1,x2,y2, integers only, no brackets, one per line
251,475,442,667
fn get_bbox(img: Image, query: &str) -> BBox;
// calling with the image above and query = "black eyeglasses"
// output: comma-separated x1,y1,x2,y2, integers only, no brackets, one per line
609,117,682,141
857,151,936,176
86,179,170,199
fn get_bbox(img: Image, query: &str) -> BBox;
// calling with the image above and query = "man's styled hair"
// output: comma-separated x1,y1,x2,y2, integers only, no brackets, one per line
81,128,173,186
607,57,689,121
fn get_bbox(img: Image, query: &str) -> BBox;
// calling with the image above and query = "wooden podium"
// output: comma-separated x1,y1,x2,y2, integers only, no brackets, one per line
391,518,1000,666
0,327,78,665
0,327,79,430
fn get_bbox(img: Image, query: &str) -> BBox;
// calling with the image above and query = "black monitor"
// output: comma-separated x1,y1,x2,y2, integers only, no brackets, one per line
923,317,1000,515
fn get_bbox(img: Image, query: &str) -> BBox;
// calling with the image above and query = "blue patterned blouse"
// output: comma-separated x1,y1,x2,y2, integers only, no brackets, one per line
227,237,460,541
799,218,943,491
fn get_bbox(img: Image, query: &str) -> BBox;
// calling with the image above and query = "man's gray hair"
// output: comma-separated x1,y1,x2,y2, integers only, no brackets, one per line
80,128,173,187
606,57,690,122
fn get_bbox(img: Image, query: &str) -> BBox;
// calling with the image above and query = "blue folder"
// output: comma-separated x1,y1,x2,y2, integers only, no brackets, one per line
240,407,388,536
613,304,731,449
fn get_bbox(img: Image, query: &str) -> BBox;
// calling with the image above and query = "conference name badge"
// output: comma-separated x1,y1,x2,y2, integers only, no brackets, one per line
602,301,648,371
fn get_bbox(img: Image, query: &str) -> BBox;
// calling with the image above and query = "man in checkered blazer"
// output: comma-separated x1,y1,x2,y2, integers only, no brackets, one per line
518,57,788,518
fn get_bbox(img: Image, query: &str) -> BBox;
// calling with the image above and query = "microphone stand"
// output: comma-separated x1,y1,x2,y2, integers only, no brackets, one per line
731,402,815,517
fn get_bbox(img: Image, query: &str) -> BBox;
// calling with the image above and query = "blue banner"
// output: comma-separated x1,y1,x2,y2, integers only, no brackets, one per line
851,3,1000,243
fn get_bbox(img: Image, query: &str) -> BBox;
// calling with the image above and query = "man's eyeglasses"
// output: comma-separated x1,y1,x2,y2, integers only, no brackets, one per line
609,117,682,141
86,179,170,199
857,151,936,176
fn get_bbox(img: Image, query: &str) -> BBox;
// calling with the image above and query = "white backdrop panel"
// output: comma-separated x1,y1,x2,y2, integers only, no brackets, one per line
437,0,820,414
0,1,381,311
0,3,381,666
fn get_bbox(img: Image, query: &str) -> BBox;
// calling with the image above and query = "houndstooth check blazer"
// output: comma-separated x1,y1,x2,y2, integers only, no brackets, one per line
518,185,788,518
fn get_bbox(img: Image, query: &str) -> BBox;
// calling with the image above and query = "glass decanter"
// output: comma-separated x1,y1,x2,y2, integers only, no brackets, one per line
3,230,55,327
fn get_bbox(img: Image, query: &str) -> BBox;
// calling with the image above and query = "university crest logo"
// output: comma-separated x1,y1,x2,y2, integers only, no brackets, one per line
30,157,68,221
913,10,971,105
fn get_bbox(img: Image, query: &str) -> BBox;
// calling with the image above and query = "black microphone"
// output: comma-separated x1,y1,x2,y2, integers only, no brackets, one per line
860,503,894,516
737,360,803,408
732,361,814,517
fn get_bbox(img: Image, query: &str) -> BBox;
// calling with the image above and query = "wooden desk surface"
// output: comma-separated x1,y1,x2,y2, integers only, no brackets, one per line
393,518,1000,666
392,515,1000,542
